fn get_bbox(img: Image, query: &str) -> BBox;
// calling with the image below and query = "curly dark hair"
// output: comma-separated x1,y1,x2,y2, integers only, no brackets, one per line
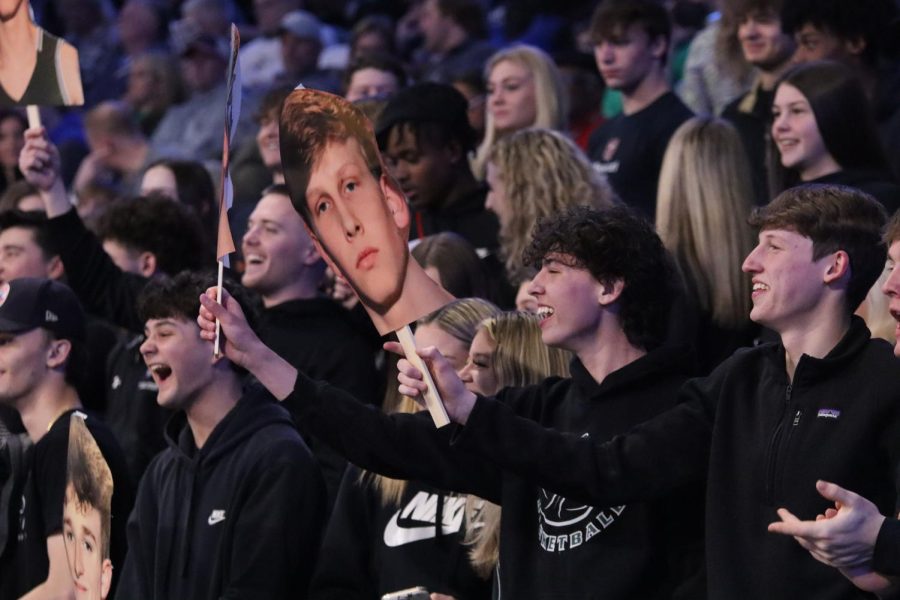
523,205,675,350
748,183,887,312
95,196,211,275
137,270,261,374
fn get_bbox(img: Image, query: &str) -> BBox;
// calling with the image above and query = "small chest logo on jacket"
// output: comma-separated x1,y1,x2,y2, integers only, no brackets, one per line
817,408,841,419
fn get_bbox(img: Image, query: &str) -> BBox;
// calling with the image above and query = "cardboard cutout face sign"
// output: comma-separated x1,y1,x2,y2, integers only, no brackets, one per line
64,415,113,600
0,0,84,106
279,88,454,334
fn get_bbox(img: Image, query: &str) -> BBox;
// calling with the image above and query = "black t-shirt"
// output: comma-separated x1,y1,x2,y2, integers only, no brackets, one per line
587,91,693,219
0,409,134,598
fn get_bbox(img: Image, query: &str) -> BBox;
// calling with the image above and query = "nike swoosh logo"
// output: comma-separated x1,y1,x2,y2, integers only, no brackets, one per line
383,512,438,547
208,514,226,525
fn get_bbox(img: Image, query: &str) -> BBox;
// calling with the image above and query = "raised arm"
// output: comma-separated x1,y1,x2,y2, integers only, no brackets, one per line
19,128,148,332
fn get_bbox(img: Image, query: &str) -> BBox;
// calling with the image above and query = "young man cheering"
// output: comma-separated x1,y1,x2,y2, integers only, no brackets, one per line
397,184,900,599
200,205,705,598
117,272,325,599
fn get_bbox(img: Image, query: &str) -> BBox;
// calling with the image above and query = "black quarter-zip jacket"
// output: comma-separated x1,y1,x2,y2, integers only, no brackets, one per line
454,316,900,599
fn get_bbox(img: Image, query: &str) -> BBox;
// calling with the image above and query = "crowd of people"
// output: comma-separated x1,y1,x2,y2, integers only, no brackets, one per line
1,0,900,598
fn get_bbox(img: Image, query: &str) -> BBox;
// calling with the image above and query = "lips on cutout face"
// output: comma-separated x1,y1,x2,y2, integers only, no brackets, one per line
304,138,411,314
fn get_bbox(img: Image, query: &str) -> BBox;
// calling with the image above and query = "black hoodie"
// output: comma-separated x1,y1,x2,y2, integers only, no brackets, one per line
117,386,326,600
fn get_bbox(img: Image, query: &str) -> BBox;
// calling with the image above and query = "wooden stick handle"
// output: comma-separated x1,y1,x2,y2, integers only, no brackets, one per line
213,260,224,358
26,106,41,129
395,325,450,427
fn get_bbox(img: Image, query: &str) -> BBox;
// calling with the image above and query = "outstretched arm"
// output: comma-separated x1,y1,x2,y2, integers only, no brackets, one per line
386,341,477,425
388,342,713,507
198,288,502,501
768,480,900,596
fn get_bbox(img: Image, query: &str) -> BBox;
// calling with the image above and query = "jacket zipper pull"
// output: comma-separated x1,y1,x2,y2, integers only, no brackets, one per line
792,409,801,427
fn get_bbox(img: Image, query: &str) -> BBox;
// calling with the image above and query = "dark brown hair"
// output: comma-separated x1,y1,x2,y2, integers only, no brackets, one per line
748,183,887,311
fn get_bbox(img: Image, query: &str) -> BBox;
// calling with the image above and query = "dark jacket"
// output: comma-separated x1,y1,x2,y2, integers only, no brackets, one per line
409,185,499,254
257,297,381,511
117,386,326,600
873,518,900,576
284,346,705,599
105,334,170,483
453,317,900,599
310,465,491,599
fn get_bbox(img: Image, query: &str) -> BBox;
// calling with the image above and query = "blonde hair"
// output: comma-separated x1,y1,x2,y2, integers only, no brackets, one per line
465,312,571,577
656,117,755,328
366,298,502,506
470,45,568,180
489,128,616,281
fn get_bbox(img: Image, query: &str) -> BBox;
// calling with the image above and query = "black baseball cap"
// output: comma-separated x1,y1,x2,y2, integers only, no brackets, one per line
0,278,86,341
